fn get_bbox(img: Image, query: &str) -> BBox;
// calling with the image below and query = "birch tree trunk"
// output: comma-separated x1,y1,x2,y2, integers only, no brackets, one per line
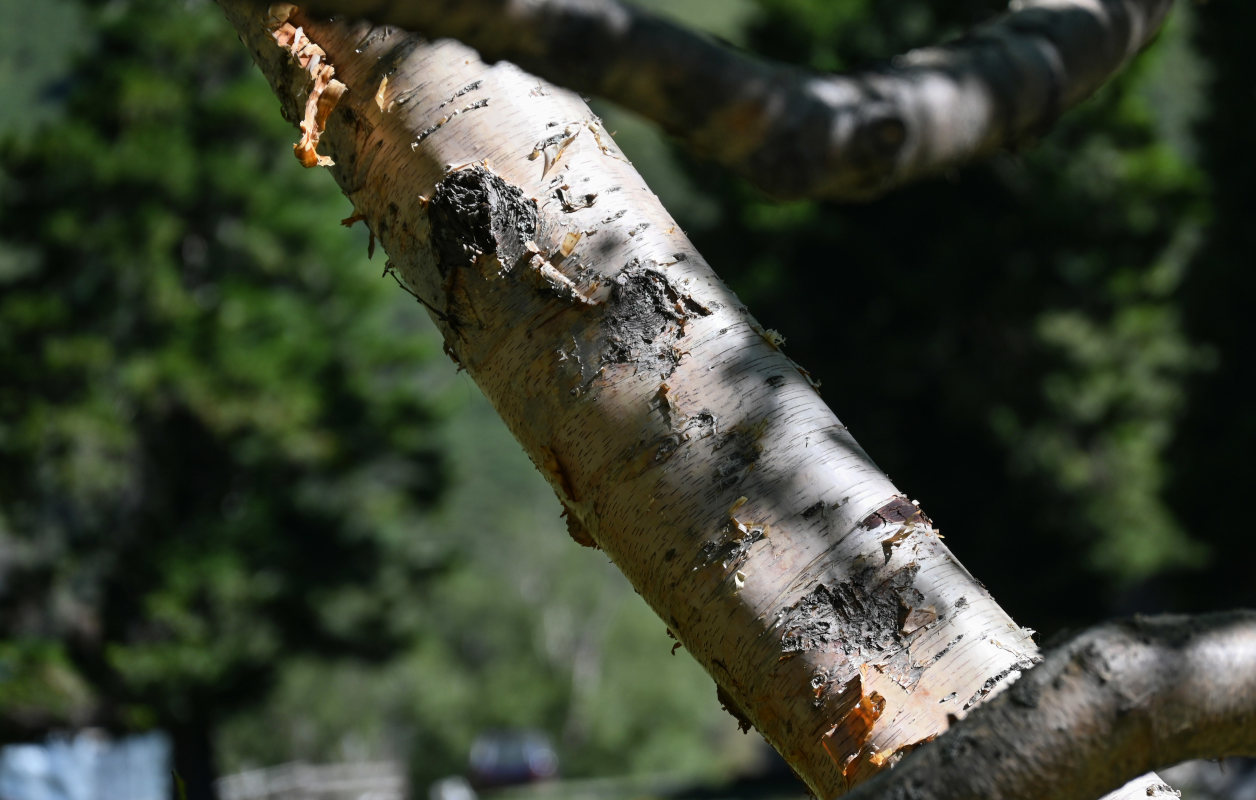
214,3,1170,797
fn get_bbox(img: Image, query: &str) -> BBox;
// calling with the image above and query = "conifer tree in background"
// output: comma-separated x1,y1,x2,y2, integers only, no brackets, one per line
1174,2,1256,614
0,2,448,796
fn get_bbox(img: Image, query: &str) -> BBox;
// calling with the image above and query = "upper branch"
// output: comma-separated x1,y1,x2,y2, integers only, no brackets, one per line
300,0,1174,200
844,611,1256,800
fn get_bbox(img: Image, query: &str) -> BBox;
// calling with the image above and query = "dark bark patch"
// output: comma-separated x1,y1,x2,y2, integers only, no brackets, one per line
600,261,711,378
643,409,717,466
711,420,766,490
649,431,686,465
699,522,764,576
801,501,826,519
428,166,538,278
690,411,718,437
781,565,921,659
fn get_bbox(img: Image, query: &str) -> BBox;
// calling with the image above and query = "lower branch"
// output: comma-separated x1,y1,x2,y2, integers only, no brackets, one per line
844,611,1256,800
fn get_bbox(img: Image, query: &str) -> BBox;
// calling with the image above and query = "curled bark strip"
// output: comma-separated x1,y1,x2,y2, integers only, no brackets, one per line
842,612,1256,800
271,9,347,167
297,0,1173,199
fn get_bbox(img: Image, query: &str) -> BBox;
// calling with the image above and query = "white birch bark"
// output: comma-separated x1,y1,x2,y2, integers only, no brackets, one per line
215,3,1172,797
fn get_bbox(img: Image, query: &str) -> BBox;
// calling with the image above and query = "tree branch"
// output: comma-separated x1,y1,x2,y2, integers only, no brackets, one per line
299,0,1174,200
843,611,1256,800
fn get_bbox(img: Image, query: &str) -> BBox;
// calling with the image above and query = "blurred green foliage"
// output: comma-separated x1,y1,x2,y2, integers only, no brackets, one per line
213,390,753,788
1170,1,1256,615
0,0,451,786
0,0,1251,795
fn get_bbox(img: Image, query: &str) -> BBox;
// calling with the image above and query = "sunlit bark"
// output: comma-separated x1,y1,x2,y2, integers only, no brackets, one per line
215,2,1176,796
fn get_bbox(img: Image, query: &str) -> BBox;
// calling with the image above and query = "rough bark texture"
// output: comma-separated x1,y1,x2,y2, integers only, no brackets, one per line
215,3,1169,797
843,612,1256,800
299,0,1174,200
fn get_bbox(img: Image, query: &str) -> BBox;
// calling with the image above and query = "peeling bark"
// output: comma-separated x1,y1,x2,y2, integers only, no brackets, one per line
214,3,1173,797
298,0,1174,200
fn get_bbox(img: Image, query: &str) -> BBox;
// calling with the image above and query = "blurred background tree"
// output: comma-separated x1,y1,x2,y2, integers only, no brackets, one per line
1,0,1251,797
0,0,454,794
1171,0,1256,618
